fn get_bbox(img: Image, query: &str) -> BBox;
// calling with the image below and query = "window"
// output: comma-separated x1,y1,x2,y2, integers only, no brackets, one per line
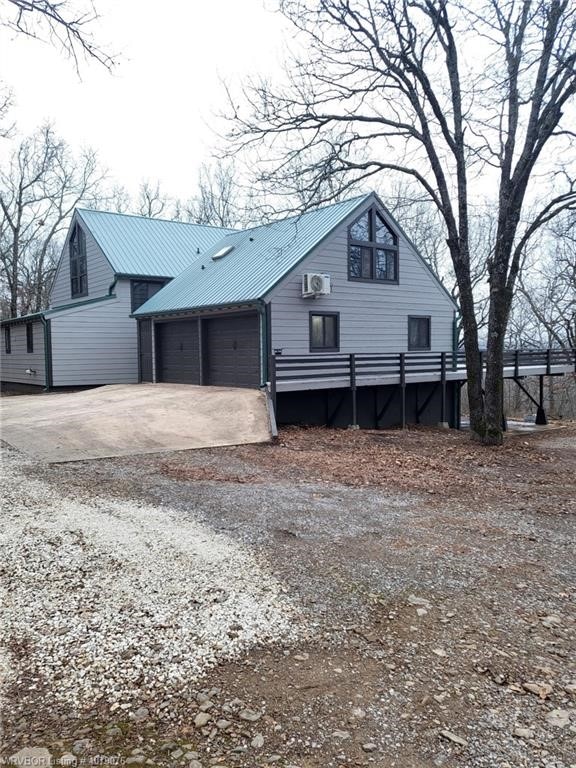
310,312,339,352
4,326,11,354
26,323,34,353
70,224,88,298
131,280,167,312
408,316,431,350
348,206,398,282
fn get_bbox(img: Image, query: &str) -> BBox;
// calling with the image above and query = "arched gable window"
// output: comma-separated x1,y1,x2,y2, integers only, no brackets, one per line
348,206,398,283
70,224,88,298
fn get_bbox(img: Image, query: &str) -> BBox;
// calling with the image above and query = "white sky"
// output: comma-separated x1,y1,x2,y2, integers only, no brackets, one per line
0,0,289,199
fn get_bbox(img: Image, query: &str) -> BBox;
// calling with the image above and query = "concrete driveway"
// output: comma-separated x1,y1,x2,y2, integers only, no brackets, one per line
0,383,272,462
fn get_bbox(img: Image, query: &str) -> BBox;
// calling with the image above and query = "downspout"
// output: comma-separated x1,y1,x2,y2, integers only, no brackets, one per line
257,300,268,388
108,277,118,296
40,315,53,391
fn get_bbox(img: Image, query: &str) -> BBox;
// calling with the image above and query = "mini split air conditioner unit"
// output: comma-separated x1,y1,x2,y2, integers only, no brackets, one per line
302,273,331,297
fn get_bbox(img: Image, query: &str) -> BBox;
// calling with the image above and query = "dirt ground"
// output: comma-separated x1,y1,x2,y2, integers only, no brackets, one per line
1,424,575,768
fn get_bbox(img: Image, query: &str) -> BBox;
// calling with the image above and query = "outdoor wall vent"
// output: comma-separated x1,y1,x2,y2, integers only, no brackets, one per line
212,245,235,260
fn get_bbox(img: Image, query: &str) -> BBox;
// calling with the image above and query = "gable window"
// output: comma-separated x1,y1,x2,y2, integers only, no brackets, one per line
408,316,431,351
26,323,34,353
310,312,339,352
348,206,398,283
4,326,11,354
131,280,167,312
70,224,88,298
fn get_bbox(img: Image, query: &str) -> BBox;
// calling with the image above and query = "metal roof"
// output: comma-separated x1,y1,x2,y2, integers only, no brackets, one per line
133,194,370,316
0,311,45,326
76,209,234,278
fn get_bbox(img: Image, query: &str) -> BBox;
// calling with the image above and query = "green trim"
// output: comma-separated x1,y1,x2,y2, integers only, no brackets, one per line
133,301,257,319
46,293,116,315
0,312,45,327
76,206,237,232
41,316,53,389
257,300,267,388
116,272,173,281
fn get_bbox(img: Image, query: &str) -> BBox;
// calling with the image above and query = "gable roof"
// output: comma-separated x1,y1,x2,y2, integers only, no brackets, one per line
133,194,371,316
76,209,234,278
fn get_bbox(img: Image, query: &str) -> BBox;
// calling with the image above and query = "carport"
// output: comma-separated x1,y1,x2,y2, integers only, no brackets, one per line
0,383,273,462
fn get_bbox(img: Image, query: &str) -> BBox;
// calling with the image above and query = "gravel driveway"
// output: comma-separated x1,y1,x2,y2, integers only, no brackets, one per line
0,446,302,762
1,426,575,768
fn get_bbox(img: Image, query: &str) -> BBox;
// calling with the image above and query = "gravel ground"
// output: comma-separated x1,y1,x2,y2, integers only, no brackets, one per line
1,425,575,768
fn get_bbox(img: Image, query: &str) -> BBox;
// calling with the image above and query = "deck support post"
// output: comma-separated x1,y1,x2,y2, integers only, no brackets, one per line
512,375,548,425
535,374,548,425
440,352,447,426
400,352,406,429
349,354,358,429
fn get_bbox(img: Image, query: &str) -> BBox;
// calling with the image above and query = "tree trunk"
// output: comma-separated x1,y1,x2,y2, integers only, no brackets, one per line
483,278,514,445
451,247,485,438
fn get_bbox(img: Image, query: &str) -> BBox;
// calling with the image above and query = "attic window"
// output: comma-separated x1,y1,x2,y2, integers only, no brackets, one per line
212,245,234,260
348,207,398,283
70,223,88,298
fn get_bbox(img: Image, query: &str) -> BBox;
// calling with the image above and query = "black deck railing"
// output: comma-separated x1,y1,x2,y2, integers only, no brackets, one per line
271,347,576,393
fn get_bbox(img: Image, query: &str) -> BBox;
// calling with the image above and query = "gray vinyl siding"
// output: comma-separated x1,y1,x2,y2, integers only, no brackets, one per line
267,201,455,356
50,280,138,386
0,321,46,386
49,213,115,309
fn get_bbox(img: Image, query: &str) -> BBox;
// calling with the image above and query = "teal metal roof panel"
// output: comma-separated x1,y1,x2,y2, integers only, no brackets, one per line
77,209,234,278
133,194,370,315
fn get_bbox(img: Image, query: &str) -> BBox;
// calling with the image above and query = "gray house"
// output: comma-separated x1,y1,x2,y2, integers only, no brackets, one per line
2,192,465,427
132,193,461,426
1,210,233,389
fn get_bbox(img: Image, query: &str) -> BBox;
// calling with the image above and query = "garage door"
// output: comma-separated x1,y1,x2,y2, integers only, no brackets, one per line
205,313,260,388
157,320,200,384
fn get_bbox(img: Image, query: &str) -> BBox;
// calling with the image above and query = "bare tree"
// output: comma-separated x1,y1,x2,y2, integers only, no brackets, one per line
0,124,105,317
516,212,576,350
0,84,14,138
104,184,131,214
1,0,114,70
174,160,265,228
136,180,168,219
227,0,576,444
183,162,237,227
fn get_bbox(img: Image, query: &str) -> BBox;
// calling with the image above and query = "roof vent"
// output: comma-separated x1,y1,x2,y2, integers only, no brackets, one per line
212,245,234,260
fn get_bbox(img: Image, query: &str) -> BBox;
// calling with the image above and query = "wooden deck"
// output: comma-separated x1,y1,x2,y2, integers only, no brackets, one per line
272,349,575,393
